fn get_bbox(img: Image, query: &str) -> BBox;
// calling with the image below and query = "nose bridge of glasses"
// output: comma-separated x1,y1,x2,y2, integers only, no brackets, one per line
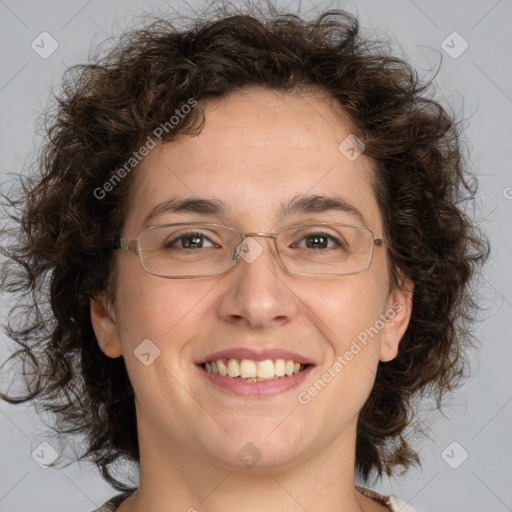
243,232,278,241
233,232,279,261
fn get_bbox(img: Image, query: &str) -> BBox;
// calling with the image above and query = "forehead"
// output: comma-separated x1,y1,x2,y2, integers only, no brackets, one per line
125,87,382,233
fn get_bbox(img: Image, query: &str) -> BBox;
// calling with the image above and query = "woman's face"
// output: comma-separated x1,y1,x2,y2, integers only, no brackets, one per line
92,87,412,473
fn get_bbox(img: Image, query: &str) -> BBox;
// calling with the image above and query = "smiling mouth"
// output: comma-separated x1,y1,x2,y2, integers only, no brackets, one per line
200,358,310,382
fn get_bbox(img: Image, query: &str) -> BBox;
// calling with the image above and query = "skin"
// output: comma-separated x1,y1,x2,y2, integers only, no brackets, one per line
91,86,413,512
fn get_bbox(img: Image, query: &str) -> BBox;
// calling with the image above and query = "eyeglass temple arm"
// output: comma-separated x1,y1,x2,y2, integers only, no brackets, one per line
112,237,138,253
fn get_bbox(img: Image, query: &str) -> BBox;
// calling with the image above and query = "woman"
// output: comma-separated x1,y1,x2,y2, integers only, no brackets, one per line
0,3,488,511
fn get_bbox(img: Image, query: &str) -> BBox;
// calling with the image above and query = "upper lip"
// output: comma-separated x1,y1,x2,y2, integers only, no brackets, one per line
196,348,316,366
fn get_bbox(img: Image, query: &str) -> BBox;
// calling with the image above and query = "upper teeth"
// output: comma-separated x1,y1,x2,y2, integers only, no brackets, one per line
204,359,304,379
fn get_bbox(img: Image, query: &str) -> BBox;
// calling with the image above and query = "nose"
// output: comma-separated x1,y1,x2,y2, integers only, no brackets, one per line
216,235,299,329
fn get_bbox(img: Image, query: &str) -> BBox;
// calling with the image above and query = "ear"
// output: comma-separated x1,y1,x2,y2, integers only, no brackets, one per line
90,294,123,358
379,279,414,363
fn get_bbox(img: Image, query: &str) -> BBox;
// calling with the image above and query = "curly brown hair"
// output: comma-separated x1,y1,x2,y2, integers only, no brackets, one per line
0,1,489,492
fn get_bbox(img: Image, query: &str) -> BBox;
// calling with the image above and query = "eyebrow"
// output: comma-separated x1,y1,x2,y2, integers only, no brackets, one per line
143,194,366,226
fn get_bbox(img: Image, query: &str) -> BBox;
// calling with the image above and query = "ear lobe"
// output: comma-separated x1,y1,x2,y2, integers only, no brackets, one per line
379,280,414,363
90,294,122,358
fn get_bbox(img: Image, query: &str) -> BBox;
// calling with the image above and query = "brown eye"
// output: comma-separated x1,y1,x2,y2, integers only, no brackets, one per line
294,232,344,250
163,231,218,250
303,234,331,249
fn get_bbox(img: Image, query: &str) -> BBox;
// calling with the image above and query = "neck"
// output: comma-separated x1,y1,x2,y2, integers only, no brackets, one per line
118,405,369,512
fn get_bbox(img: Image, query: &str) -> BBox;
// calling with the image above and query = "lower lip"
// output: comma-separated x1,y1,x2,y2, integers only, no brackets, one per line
197,364,314,398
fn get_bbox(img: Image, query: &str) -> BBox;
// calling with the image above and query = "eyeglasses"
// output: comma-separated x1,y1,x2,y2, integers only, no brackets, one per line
114,222,385,279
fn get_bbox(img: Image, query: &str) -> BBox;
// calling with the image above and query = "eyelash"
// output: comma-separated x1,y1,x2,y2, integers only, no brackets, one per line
164,231,343,250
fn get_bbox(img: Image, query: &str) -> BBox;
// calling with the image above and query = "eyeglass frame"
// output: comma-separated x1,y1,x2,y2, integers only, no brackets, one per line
113,222,386,279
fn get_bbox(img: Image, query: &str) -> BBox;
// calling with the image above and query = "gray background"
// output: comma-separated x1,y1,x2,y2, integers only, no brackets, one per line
0,0,511,511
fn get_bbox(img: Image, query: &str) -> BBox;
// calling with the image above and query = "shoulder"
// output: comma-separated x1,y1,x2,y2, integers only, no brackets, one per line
93,487,419,512
356,485,419,512
90,491,135,512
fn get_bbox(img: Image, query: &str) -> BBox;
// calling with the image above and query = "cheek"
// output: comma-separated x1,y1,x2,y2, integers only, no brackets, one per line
295,275,388,419
113,267,205,347
300,271,388,351
112,271,206,401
